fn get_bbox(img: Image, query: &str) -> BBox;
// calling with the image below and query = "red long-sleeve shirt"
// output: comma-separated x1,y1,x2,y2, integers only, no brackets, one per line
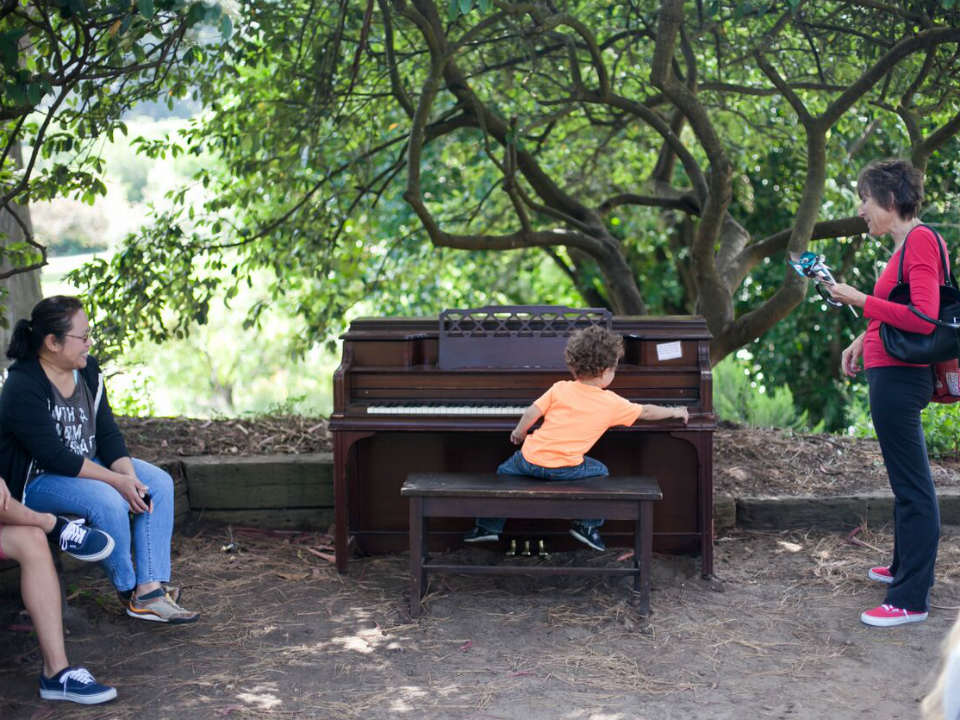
863,224,949,369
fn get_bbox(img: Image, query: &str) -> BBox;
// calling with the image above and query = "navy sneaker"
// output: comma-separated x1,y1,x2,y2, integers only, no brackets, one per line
463,526,499,543
569,523,606,551
39,666,117,704
52,517,115,562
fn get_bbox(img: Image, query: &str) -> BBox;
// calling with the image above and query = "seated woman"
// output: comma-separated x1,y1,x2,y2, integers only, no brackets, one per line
0,475,116,703
0,296,197,624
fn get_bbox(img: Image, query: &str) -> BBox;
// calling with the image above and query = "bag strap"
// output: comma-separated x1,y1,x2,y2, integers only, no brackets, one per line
896,223,954,287
896,224,960,329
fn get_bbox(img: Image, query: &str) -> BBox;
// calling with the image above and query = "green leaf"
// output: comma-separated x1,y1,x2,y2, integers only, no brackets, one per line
0,29,26,71
139,0,155,19
26,82,45,105
186,2,206,27
448,0,460,20
220,14,233,41
5,82,26,106
459,0,473,13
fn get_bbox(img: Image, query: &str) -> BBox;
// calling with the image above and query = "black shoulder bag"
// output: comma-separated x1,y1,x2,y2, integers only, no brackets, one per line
879,225,960,364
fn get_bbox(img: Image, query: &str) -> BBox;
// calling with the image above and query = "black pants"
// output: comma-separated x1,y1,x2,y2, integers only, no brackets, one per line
867,365,938,612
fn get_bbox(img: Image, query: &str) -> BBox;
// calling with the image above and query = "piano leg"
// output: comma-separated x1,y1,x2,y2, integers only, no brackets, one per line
698,433,715,579
670,429,715,579
333,430,374,573
634,500,653,615
409,497,427,618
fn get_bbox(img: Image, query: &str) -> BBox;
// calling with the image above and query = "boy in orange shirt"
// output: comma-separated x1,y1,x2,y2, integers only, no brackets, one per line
464,325,689,551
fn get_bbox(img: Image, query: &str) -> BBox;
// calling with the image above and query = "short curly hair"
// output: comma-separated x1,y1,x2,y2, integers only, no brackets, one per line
857,159,924,219
564,325,623,379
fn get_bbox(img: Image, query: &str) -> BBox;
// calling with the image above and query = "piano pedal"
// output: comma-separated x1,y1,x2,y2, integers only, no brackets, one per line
537,539,550,558
505,539,517,557
521,540,532,557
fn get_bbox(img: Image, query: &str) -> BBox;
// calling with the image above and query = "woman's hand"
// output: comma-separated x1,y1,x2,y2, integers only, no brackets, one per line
115,473,151,514
0,476,9,511
841,334,866,377
827,282,868,309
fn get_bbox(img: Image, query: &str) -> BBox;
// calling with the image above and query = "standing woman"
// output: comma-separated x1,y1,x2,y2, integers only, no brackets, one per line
829,159,946,627
0,296,198,623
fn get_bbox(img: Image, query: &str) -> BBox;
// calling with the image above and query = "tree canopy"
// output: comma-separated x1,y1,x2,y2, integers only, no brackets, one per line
0,0,229,275
70,0,960,375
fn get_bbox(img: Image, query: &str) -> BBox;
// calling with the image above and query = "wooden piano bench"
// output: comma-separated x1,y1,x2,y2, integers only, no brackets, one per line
401,472,662,618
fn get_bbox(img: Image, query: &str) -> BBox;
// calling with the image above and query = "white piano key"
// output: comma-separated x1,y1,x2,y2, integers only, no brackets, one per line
366,404,526,416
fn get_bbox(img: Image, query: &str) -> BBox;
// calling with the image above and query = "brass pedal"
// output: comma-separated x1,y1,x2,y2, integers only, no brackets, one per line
505,539,517,557
537,539,550,558
521,540,532,557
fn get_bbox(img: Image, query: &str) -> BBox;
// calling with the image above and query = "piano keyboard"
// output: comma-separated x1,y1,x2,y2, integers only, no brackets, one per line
366,404,527,416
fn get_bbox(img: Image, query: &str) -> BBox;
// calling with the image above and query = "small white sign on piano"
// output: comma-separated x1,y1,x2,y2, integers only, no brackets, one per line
656,341,683,362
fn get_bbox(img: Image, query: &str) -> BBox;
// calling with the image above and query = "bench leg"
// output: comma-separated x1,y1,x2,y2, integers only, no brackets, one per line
634,501,653,614
409,497,427,618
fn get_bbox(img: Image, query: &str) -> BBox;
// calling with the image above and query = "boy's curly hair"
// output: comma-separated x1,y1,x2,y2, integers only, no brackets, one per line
564,325,624,379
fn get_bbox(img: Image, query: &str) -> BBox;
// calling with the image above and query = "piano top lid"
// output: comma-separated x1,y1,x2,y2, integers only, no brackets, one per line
340,312,713,341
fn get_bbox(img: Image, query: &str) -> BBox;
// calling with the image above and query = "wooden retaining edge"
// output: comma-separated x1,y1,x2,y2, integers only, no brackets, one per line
733,487,960,531
5,454,959,590
182,452,333,530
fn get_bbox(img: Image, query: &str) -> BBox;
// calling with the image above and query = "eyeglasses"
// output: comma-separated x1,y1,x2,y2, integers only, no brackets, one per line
64,332,94,343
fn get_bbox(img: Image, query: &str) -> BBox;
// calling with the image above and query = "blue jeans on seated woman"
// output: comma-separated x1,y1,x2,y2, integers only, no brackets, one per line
24,458,174,593
476,450,608,535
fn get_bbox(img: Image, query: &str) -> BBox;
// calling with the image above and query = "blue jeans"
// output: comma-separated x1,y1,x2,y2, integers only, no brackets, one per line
24,458,174,592
476,450,608,534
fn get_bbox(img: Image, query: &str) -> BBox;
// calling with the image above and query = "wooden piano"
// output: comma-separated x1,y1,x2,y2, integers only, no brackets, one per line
329,306,716,577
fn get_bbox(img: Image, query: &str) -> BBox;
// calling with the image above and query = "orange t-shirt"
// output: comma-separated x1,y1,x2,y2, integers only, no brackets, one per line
521,380,643,468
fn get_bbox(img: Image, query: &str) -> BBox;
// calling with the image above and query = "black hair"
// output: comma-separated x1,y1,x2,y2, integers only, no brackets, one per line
6,295,85,361
856,159,925,220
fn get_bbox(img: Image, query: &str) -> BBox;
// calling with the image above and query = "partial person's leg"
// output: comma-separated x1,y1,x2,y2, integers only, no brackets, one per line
129,459,174,590
868,366,938,612
474,451,532,535
0,524,68,677
0,498,57,532
25,473,136,592
544,456,609,529
124,459,197,623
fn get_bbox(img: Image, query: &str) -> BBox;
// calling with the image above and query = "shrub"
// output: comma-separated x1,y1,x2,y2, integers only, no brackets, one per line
713,354,820,431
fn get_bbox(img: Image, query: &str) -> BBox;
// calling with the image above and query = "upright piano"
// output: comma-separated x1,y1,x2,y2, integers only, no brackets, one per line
329,306,716,576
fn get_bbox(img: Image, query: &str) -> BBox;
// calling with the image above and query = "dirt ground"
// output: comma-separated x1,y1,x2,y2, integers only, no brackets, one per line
3,522,960,719
2,420,960,719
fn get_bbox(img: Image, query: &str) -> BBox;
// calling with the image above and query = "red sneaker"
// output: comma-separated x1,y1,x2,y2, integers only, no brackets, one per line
868,566,894,584
860,604,927,627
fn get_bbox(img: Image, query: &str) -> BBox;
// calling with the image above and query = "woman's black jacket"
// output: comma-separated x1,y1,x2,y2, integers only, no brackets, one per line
0,356,129,500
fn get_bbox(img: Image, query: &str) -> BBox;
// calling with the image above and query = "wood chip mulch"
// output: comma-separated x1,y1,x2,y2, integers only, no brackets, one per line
117,415,331,463
116,416,960,498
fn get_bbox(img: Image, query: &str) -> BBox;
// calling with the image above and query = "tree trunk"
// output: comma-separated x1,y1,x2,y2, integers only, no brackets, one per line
0,144,43,369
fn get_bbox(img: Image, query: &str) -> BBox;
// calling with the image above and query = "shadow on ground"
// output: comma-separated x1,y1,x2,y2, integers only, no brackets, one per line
2,522,959,720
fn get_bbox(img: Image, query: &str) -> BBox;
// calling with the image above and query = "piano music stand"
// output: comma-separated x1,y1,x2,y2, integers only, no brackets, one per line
438,305,612,370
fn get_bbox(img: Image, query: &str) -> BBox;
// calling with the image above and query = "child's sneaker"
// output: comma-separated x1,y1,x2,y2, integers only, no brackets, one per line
127,588,198,624
51,517,115,562
860,603,928,627
868,566,894,584
463,527,499,543
39,666,117,704
569,523,606,551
